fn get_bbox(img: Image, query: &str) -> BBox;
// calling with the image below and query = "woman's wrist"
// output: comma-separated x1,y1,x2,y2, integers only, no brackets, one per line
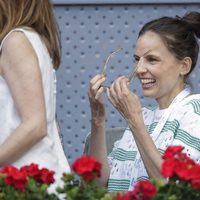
128,114,145,134
91,117,105,127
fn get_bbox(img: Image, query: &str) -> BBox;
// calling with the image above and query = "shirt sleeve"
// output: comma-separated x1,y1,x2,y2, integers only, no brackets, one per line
172,98,200,164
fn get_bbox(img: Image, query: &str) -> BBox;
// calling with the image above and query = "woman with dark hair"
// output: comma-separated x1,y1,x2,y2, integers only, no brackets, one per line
0,0,70,192
88,11,200,192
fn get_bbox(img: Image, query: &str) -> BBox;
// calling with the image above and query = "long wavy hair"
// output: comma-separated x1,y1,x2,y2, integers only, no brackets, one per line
0,0,61,69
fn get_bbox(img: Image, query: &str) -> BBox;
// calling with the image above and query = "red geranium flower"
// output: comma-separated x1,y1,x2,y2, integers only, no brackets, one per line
192,178,200,190
134,180,157,200
161,157,179,177
36,168,55,184
116,191,140,200
174,161,192,180
187,164,200,189
162,146,184,159
20,163,55,184
1,165,27,191
72,155,102,182
20,163,40,177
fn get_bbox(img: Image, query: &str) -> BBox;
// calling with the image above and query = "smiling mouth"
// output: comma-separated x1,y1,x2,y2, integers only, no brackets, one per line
140,78,156,88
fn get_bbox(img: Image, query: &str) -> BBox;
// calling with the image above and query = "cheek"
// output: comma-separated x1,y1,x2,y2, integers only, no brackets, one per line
152,65,180,79
167,68,181,80
158,72,181,90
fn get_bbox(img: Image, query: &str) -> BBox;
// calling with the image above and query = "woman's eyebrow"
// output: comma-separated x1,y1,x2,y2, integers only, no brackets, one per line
142,49,152,57
134,49,152,59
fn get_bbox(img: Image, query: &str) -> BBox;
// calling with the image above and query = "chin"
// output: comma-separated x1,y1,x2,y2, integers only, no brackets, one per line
141,84,158,97
142,90,156,98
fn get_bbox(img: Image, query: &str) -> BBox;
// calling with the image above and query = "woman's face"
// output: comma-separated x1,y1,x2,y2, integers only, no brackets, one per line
135,31,185,108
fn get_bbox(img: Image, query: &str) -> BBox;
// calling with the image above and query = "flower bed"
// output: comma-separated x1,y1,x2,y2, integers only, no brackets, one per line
0,146,199,200
0,163,57,199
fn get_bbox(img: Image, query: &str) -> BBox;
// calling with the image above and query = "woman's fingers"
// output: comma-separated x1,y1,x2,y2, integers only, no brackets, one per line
90,74,104,85
106,87,116,107
108,76,129,105
120,77,131,94
95,86,104,100
89,74,106,98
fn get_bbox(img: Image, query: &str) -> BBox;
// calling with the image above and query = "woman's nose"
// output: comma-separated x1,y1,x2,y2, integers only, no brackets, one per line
136,57,147,74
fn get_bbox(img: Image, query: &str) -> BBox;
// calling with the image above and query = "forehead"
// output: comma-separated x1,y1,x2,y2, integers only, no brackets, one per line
135,31,169,56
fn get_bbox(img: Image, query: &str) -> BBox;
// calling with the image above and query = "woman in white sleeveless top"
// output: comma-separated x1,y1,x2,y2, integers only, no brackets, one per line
0,0,70,193
88,12,200,191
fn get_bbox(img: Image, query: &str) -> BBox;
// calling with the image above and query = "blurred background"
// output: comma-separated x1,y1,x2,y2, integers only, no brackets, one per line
52,0,200,164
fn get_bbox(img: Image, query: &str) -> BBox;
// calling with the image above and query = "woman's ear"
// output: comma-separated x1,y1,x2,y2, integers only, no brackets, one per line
180,57,192,76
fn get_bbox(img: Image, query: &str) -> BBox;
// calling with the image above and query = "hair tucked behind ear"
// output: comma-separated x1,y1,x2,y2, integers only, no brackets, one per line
138,11,200,76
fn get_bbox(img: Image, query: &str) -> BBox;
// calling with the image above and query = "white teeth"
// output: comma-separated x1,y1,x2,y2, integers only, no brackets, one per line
141,79,155,84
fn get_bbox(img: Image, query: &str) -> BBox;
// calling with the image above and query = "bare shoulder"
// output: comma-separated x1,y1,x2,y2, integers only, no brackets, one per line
1,30,36,55
0,30,38,69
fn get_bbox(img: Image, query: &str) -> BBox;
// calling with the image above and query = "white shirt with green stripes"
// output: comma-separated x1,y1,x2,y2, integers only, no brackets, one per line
108,93,200,192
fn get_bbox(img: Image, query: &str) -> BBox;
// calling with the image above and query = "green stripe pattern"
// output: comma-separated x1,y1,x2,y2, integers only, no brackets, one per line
186,99,200,115
146,120,179,135
108,179,130,192
146,122,158,134
162,120,180,134
175,129,200,151
109,148,137,161
136,176,149,182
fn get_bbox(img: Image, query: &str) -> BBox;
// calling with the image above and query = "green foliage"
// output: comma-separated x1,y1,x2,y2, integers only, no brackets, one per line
57,173,109,200
152,178,200,200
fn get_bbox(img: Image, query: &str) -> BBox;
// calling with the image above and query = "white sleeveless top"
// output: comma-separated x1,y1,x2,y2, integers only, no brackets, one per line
0,28,70,188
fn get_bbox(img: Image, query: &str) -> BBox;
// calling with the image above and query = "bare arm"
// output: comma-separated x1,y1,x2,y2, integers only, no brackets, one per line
0,31,47,166
129,121,163,179
88,74,110,186
107,76,163,179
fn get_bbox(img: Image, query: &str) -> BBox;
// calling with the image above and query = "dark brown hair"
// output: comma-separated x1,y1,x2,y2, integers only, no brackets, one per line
138,11,200,75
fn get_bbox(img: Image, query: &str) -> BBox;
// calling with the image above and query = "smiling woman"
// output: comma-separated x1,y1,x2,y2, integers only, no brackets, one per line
135,31,188,108
87,11,200,192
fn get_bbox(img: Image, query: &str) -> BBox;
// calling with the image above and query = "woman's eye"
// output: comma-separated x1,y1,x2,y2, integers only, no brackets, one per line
147,57,158,63
133,59,139,64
